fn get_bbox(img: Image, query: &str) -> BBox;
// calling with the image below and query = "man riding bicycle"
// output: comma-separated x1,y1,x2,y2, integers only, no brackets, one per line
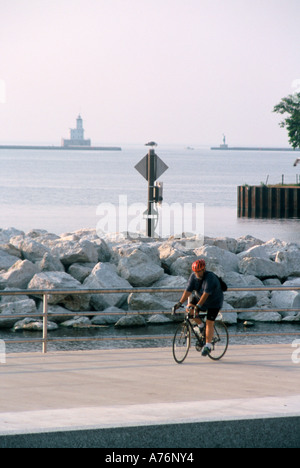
173,259,224,356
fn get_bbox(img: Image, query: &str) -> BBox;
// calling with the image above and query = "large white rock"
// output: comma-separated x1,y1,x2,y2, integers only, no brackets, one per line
45,239,99,267
235,235,264,254
83,262,132,310
151,274,187,302
114,314,147,328
28,271,91,311
220,301,238,324
271,278,300,317
275,248,300,277
194,245,239,273
13,317,58,331
224,272,271,309
91,306,125,325
36,253,65,273
0,298,37,328
0,260,39,289
0,228,24,244
117,249,164,286
0,250,20,271
238,311,282,322
10,236,50,263
205,237,238,253
170,255,199,278
238,256,287,279
128,292,175,311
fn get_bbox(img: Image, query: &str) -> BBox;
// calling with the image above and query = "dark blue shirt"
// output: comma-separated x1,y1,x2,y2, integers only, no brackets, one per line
186,271,224,309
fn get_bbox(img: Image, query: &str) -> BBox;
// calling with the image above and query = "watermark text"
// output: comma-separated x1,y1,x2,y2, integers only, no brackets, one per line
96,195,204,240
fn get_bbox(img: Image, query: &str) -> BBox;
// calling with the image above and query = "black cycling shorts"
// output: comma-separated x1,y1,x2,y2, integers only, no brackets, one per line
189,297,221,322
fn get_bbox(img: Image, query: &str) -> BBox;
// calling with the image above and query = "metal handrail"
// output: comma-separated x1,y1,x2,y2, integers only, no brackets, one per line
0,285,300,353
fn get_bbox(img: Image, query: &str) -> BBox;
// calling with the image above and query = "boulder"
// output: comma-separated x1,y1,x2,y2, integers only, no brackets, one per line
28,271,91,311
68,263,96,283
170,255,199,278
114,314,147,328
0,228,24,244
235,235,264,254
224,272,271,309
128,292,174,311
238,311,282,322
47,239,98,267
36,253,65,273
225,291,257,309
117,249,164,286
83,262,132,310
158,242,187,269
13,317,58,331
0,250,20,271
205,237,238,253
271,278,300,317
0,259,39,290
194,245,239,273
238,257,287,279
220,302,238,324
238,238,290,261
151,274,187,302
11,237,50,263
275,248,300,277
91,306,125,325
37,303,72,323
0,298,37,328
147,314,172,324
60,316,91,328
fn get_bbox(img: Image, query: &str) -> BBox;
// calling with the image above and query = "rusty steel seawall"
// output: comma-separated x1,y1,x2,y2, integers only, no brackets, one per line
237,185,300,218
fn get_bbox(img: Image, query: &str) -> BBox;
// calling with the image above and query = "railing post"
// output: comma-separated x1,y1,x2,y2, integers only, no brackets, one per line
42,293,48,354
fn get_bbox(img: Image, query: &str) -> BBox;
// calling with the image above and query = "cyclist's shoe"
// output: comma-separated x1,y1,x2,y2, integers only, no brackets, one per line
201,344,212,357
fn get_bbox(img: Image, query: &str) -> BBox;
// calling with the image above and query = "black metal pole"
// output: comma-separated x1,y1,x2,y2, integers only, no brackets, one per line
147,149,155,237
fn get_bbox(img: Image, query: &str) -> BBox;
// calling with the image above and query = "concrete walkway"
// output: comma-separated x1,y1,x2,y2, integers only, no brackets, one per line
0,344,299,447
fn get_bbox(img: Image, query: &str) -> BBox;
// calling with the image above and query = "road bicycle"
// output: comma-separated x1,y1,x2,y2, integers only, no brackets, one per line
172,307,229,364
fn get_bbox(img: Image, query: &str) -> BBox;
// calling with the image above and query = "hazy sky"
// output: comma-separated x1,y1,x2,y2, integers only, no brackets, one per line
1,0,299,146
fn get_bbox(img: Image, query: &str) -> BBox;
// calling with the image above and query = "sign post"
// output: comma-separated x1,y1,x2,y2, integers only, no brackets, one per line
135,147,168,237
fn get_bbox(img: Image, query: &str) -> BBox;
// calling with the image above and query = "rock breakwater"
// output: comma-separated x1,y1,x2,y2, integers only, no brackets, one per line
0,227,300,331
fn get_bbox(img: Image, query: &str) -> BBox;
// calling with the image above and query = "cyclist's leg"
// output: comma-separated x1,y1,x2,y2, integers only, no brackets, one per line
188,295,204,327
205,309,220,344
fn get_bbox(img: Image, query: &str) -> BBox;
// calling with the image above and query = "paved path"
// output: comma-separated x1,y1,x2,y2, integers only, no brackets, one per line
0,344,299,447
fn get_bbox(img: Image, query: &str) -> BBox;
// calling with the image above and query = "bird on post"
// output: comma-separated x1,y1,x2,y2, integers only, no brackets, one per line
293,158,300,167
145,141,158,148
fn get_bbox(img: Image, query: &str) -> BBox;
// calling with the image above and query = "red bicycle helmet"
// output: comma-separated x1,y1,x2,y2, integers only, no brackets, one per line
192,259,206,272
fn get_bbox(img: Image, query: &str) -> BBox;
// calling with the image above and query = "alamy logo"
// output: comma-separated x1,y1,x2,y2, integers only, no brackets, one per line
96,196,205,239
291,339,300,364
0,340,6,364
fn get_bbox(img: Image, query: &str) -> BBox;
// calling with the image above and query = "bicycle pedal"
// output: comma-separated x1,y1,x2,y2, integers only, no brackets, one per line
195,344,203,352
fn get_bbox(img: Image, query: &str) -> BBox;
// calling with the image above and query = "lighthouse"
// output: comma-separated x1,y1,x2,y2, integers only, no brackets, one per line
62,115,91,147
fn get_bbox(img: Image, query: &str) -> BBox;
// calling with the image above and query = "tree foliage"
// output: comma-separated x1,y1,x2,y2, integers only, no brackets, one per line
273,92,300,149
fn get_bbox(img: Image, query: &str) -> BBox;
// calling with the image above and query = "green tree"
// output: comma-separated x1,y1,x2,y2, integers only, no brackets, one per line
273,92,300,149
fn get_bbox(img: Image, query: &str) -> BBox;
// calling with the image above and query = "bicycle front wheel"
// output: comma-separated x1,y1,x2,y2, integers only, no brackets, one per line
208,321,229,361
172,322,191,364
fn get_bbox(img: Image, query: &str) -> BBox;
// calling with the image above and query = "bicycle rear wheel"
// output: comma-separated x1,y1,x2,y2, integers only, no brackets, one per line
173,322,191,364
208,320,229,361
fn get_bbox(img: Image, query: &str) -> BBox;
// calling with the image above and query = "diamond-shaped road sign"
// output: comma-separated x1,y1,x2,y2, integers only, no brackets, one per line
135,153,168,181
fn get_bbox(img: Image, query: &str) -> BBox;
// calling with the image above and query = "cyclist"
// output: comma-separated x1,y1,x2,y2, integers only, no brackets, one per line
173,259,224,356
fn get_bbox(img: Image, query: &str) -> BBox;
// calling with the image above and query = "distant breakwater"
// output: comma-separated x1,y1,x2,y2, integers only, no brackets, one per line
211,147,300,151
0,145,122,151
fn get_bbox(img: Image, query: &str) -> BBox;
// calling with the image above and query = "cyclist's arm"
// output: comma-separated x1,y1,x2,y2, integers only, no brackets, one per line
196,292,210,308
179,290,192,305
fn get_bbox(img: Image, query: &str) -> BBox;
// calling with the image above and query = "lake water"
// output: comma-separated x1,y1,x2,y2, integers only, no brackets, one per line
0,144,299,242
0,145,299,351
